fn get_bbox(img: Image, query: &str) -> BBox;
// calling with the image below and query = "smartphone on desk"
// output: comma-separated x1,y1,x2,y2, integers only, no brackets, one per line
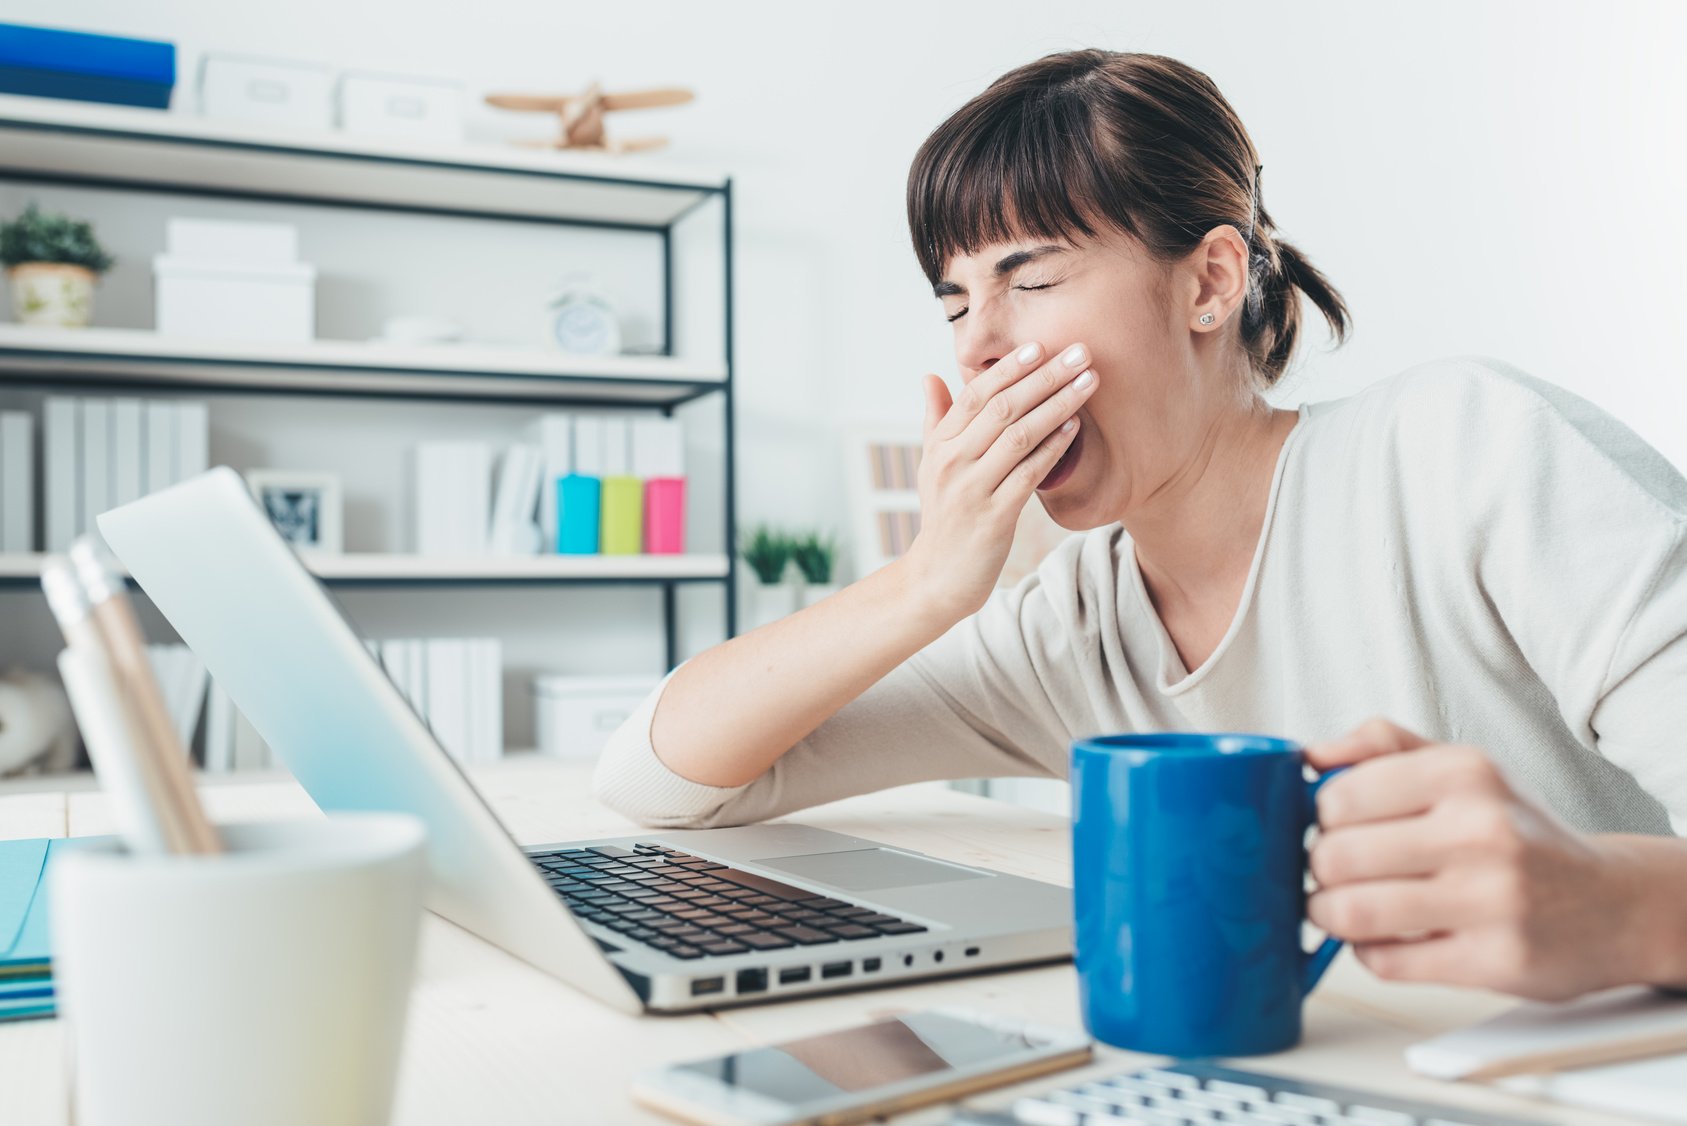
630,1006,1092,1126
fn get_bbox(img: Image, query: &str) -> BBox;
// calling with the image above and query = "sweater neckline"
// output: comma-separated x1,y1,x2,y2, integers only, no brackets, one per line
1126,403,1313,696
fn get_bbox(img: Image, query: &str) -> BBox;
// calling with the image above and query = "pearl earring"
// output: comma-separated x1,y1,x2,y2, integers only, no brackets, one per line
1199,312,1215,325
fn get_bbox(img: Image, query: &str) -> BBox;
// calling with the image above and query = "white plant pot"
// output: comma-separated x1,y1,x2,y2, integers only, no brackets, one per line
8,262,96,327
798,581,840,608
747,580,798,630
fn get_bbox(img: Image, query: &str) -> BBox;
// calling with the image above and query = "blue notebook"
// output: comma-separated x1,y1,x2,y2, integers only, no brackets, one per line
0,837,89,1023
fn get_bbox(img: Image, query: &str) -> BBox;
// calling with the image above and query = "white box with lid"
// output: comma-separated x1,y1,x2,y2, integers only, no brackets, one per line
198,54,336,131
338,72,465,142
153,217,316,343
532,674,660,760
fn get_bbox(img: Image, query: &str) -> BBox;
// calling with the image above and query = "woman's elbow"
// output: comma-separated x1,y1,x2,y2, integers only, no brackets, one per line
589,743,753,830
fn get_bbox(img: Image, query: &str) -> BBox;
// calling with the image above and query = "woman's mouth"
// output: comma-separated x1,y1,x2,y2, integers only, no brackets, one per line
1036,422,1083,492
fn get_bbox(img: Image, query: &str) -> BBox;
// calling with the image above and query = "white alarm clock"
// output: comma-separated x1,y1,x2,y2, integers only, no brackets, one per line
546,275,622,357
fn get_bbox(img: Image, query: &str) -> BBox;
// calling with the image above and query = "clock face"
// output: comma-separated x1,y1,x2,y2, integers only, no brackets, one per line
552,301,618,355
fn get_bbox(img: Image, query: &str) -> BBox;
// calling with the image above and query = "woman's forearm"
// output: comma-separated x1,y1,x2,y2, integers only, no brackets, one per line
648,555,962,787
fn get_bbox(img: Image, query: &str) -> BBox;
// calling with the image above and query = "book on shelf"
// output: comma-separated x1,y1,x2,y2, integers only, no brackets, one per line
368,636,502,764
413,440,493,556
39,394,210,553
487,443,543,555
0,411,33,552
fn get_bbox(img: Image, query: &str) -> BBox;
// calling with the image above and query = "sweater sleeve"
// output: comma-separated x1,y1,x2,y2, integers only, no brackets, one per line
591,541,1092,829
1587,524,1687,835
1417,358,1687,832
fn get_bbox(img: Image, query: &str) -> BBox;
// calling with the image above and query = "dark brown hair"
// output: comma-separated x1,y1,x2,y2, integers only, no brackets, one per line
907,50,1350,387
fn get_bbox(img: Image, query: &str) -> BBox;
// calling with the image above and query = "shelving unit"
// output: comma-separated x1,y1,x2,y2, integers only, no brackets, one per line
0,93,737,719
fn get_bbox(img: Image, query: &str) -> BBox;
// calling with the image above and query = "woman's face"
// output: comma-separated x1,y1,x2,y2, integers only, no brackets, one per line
937,224,1245,530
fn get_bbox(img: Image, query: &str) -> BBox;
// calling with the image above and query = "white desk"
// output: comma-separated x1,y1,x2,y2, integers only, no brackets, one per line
0,757,1649,1125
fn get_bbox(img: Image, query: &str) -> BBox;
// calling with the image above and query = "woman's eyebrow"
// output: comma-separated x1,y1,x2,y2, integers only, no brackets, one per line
933,244,1067,297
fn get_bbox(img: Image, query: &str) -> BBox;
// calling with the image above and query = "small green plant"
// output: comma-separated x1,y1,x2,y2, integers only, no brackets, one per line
740,524,793,584
0,203,115,273
791,531,837,585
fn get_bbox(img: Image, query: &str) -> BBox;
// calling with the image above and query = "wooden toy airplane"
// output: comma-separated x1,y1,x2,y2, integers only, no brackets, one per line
485,82,695,153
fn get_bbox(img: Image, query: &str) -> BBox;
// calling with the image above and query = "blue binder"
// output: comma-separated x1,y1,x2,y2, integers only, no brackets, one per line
0,22,176,109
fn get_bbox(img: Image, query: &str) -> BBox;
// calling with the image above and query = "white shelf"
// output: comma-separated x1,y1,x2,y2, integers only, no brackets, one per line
0,325,727,405
0,551,729,587
0,94,725,227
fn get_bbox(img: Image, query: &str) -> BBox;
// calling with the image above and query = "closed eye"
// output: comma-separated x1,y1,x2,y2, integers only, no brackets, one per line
945,282,1059,324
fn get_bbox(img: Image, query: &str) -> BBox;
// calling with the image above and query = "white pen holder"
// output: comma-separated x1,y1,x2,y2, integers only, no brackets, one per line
50,814,428,1126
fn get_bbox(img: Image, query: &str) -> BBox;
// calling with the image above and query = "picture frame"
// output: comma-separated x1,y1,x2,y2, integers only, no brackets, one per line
244,469,343,555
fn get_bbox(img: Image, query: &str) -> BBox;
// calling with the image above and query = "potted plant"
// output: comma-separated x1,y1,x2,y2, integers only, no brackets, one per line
1,203,115,328
740,524,796,629
792,530,840,608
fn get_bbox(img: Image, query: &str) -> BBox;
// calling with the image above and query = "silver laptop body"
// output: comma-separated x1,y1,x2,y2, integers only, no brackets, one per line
97,468,1073,1013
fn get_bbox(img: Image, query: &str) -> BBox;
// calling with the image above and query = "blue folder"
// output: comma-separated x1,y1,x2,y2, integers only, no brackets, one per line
0,836,97,1023
0,22,176,109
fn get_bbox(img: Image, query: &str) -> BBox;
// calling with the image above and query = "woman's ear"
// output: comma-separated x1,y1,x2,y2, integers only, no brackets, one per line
1188,224,1250,330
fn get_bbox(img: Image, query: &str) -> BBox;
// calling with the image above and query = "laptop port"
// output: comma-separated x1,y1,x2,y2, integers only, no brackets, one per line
735,968,768,994
690,976,724,997
820,961,852,980
964,946,980,957
778,966,812,985
861,957,882,973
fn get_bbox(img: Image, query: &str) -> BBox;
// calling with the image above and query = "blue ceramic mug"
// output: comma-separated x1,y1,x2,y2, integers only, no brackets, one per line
1070,733,1343,1057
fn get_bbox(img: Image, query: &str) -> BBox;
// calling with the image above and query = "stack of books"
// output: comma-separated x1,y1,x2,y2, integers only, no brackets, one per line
411,411,687,558
0,837,59,1022
42,395,210,552
365,637,502,764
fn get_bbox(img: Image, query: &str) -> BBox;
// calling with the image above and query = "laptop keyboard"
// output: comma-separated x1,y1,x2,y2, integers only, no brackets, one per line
529,842,930,960
948,1061,1545,1126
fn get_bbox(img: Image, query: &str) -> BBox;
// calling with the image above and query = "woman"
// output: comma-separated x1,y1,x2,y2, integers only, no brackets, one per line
596,50,1687,1002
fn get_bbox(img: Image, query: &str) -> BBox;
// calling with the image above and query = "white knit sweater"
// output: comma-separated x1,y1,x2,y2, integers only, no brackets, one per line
594,355,1687,837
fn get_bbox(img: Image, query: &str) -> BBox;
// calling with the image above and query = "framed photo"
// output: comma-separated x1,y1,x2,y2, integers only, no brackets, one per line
244,470,343,555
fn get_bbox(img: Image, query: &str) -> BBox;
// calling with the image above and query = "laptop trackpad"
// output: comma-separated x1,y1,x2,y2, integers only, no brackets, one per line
758,848,990,892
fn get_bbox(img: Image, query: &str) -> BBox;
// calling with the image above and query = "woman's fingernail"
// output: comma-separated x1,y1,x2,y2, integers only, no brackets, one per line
1073,369,1095,391
1062,344,1088,367
1016,342,1041,364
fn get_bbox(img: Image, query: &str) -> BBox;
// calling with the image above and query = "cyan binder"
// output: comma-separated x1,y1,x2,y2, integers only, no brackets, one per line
0,835,112,1022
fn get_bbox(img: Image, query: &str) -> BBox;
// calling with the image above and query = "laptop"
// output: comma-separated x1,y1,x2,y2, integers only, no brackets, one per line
96,467,1073,1013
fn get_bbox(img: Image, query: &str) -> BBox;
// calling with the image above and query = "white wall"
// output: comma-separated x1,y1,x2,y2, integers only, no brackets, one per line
5,0,1684,765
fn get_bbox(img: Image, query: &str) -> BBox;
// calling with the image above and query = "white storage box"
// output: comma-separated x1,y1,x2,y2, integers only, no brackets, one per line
532,675,660,760
153,255,316,343
199,53,335,131
338,72,465,142
165,218,299,264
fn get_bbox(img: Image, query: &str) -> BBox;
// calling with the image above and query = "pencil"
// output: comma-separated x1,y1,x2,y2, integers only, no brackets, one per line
1464,1026,1687,1081
67,538,222,855
41,557,189,855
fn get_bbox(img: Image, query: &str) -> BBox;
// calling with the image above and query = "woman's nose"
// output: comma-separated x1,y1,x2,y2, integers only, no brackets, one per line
955,325,1015,382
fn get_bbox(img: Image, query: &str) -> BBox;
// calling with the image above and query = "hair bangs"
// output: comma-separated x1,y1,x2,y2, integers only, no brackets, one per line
907,89,1132,290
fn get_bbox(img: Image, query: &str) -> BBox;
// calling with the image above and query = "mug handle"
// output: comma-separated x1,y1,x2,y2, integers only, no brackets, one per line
1301,766,1348,995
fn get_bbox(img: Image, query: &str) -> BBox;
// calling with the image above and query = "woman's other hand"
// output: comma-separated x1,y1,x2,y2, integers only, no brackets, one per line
902,340,1098,620
1305,718,1687,1001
